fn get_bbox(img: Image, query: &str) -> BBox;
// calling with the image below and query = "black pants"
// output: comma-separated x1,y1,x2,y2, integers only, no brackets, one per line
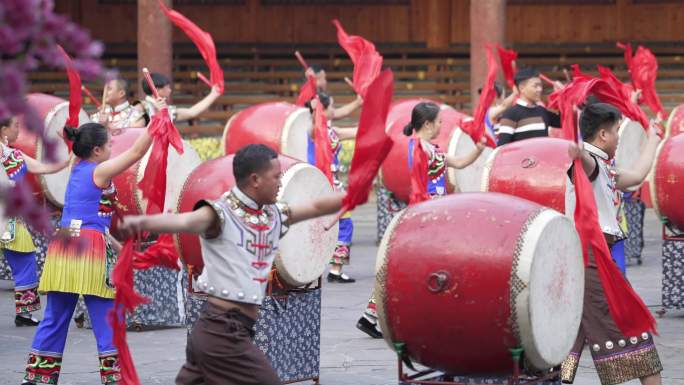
176,302,280,385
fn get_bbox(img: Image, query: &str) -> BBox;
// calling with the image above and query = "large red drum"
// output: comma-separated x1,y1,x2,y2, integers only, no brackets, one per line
375,192,584,374
482,137,573,213
665,104,684,138
175,154,338,287
13,93,90,206
108,128,202,234
649,134,684,231
381,98,492,202
222,102,311,161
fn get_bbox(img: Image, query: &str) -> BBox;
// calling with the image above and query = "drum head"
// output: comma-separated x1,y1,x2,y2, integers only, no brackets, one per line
447,127,493,192
666,104,684,138
515,209,584,369
38,102,90,207
281,107,311,161
137,140,202,213
275,163,338,286
616,119,647,171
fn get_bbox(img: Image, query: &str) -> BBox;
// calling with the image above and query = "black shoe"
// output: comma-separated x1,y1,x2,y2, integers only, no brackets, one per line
357,317,383,338
327,272,356,283
15,314,40,327
21,381,37,385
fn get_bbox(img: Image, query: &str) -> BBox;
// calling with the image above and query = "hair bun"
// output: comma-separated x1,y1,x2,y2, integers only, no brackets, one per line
63,126,80,142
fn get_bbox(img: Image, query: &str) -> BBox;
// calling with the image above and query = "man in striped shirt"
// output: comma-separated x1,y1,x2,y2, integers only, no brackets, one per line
498,68,561,145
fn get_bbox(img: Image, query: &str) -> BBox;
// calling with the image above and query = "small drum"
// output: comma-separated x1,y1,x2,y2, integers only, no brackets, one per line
222,102,311,161
482,137,573,214
109,128,202,234
13,93,90,206
665,104,684,138
376,192,584,374
381,98,491,202
650,134,684,231
175,154,338,287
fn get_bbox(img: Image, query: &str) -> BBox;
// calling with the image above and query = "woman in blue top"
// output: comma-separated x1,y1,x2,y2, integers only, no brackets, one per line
1,117,71,327
23,119,155,385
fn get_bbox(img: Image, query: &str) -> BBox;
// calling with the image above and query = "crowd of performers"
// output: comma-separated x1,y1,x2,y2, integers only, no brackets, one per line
0,17,671,385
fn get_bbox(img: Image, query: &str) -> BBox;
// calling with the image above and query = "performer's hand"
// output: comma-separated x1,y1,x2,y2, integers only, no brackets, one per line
117,215,145,240
647,120,663,141
630,89,642,105
305,67,315,78
553,81,564,92
568,142,581,160
355,93,364,106
97,109,109,124
152,97,167,111
210,84,222,96
476,136,487,150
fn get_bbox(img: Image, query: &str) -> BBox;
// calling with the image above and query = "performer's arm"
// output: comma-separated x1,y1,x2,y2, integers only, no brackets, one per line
616,122,661,191
334,126,357,141
487,90,517,123
445,137,486,169
117,206,219,239
93,126,154,188
496,109,517,146
175,85,222,122
22,152,71,175
568,142,599,181
128,116,146,128
288,192,344,226
332,95,363,120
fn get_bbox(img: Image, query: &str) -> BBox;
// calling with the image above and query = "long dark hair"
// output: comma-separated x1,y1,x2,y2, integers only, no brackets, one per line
63,123,109,159
403,102,440,136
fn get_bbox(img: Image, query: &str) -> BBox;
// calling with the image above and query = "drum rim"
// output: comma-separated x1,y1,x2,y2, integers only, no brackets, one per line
665,104,681,138
220,110,241,156
479,145,501,192
274,161,337,287
649,138,668,223
374,205,408,353
280,106,309,161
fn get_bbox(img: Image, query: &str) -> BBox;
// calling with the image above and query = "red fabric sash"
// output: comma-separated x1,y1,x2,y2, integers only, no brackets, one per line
496,44,518,89
408,138,430,205
312,97,334,184
462,45,498,148
296,74,317,107
332,19,383,99
57,45,81,153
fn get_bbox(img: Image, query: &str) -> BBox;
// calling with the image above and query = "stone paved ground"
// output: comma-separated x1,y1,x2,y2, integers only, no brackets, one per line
1,202,683,385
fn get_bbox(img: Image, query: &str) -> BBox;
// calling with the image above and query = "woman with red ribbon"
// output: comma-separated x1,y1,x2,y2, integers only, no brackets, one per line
357,101,486,339
563,102,663,385
22,119,157,385
1,117,71,327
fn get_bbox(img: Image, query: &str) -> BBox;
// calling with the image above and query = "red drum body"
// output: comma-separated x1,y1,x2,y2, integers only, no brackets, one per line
381,98,490,202
482,137,573,213
109,128,202,234
376,192,584,374
222,102,311,161
13,93,90,206
666,104,684,138
650,134,684,231
175,154,337,287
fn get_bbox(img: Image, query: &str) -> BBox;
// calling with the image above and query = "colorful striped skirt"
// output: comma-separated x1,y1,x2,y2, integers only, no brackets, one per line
1,219,36,253
39,229,114,299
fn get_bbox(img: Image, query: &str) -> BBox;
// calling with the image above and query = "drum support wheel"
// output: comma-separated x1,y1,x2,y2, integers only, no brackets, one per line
396,352,560,385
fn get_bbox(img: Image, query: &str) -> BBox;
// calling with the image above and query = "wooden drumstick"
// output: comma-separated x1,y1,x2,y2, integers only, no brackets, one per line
196,71,212,87
323,209,345,231
563,68,571,82
539,73,555,86
142,67,160,99
81,85,101,108
294,51,309,70
343,77,355,91
100,83,108,112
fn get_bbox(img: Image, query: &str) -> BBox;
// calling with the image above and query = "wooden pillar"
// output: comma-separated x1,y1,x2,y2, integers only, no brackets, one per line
470,0,506,108
137,0,172,99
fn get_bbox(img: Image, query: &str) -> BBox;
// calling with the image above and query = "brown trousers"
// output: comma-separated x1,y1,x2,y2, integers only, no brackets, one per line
560,244,662,385
176,302,280,385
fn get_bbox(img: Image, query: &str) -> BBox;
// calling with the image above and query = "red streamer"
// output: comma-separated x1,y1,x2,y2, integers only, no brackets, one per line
313,96,334,184
159,1,224,94
408,138,430,205
82,85,101,109
339,69,394,214
616,42,634,81
57,45,81,153
296,75,317,107
138,69,184,215
632,46,665,116
547,75,658,337
461,45,498,148
332,19,383,99
109,235,180,385
496,44,518,89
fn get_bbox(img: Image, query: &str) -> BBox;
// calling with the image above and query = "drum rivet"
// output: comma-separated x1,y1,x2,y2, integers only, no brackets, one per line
208,286,215,294
605,341,614,350
237,292,245,299
630,337,638,345
202,282,209,289
642,333,649,340
618,339,626,347
221,289,229,297
592,344,600,352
